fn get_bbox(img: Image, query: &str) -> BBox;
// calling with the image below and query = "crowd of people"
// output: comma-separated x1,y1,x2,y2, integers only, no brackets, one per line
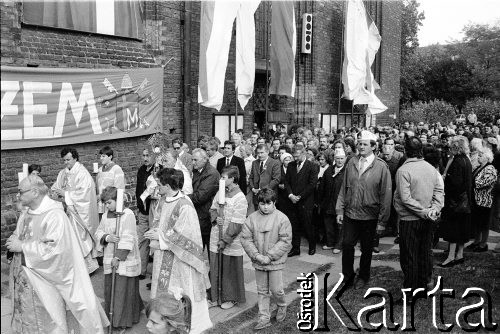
6,116,500,333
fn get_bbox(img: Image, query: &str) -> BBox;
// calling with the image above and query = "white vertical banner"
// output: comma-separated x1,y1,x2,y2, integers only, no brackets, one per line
96,0,115,35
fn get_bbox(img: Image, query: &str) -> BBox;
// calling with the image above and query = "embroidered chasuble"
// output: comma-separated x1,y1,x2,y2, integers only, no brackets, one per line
9,196,108,334
150,193,212,334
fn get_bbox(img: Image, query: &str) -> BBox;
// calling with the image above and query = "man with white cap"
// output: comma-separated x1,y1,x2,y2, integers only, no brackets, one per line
336,130,392,290
318,148,347,253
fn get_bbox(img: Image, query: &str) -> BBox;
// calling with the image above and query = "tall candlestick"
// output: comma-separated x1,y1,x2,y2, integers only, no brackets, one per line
18,172,27,185
23,163,29,176
116,189,124,212
93,162,99,173
218,179,225,204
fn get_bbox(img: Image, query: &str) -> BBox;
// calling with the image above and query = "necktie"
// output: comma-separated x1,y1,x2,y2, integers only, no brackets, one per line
297,161,302,173
359,157,367,175
226,158,230,166
259,161,264,173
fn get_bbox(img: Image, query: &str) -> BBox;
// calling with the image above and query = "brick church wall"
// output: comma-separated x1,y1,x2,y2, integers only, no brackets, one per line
1,0,401,250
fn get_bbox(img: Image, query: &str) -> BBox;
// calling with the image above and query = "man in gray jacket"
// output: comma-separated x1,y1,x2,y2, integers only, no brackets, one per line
394,137,444,292
336,131,392,290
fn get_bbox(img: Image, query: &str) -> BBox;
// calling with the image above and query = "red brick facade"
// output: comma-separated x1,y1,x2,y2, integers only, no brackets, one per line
1,1,401,249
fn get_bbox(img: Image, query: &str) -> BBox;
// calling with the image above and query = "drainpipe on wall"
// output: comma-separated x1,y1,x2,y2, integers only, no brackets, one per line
182,1,192,144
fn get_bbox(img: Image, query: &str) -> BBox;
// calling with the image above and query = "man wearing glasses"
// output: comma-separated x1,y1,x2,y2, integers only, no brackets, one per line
172,138,193,175
7,175,108,333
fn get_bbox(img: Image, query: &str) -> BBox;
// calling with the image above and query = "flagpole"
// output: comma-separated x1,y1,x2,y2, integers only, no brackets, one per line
337,0,347,130
264,0,270,139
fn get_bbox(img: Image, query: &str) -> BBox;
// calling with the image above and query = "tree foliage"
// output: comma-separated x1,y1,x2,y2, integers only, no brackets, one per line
400,22,500,110
399,100,456,125
463,98,500,124
401,0,425,62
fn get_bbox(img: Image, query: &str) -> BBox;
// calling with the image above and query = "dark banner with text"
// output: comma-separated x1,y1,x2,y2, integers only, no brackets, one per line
1,66,163,150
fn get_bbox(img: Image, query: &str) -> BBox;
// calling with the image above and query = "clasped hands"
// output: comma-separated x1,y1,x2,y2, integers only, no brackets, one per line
289,194,301,204
426,208,440,222
254,254,271,265
144,228,159,240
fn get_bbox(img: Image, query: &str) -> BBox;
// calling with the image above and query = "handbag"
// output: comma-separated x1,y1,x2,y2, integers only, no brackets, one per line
449,191,470,214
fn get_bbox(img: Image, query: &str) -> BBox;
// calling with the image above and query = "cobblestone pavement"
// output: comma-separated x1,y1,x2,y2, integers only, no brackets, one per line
2,232,499,334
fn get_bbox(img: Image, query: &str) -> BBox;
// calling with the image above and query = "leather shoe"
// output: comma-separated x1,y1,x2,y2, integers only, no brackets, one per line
438,259,456,268
454,258,464,264
288,249,300,257
308,248,316,255
254,320,271,330
276,306,287,322
474,245,488,253
340,276,355,291
354,277,369,290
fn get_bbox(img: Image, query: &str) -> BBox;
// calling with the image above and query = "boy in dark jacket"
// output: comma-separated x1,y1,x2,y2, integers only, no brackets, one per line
241,189,292,330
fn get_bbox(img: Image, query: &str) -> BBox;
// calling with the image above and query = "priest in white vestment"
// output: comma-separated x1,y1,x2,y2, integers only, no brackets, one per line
7,175,109,334
51,147,99,273
144,168,212,334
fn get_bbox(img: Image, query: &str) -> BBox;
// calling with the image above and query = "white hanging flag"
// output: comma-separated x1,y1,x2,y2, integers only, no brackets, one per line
342,0,386,114
198,1,260,111
236,1,261,110
198,1,240,111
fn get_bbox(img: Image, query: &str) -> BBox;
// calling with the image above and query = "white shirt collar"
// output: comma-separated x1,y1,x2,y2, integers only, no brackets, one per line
165,191,184,203
359,153,375,170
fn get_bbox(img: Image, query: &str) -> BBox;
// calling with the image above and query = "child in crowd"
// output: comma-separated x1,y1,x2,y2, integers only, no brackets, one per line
241,188,292,330
146,289,192,334
95,186,143,330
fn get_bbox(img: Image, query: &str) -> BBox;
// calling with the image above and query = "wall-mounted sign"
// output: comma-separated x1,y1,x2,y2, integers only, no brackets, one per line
1,66,163,150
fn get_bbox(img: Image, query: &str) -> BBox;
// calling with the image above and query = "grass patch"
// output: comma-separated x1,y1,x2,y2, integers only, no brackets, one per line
209,252,499,333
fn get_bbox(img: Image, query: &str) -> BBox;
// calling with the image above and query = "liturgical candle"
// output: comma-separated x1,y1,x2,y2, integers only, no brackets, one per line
116,189,124,212
22,164,29,176
93,163,99,173
18,172,27,185
218,179,225,204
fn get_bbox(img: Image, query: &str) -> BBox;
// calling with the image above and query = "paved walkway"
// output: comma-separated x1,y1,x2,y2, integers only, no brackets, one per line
2,231,499,333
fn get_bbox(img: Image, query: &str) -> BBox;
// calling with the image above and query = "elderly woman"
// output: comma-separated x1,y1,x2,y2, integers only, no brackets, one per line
439,136,473,267
467,147,497,252
161,150,193,195
239,144,256,186
208,166,248,309
146,291,192,334
277,152,293,214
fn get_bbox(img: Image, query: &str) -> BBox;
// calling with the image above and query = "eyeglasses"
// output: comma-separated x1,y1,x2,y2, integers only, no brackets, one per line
17,188,32,196
173,146,181,150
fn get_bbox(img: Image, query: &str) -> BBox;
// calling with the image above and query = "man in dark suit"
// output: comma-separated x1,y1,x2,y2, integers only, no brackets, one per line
285,147,318,256
189,148,220,249
217,140,247,193
270,138,282,160
248,144,281,210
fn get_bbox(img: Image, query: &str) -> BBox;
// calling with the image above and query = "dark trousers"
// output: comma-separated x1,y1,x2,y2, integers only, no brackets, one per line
324,214,343,248
342,217,377,281
288,203,315,251
399,219,433,289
